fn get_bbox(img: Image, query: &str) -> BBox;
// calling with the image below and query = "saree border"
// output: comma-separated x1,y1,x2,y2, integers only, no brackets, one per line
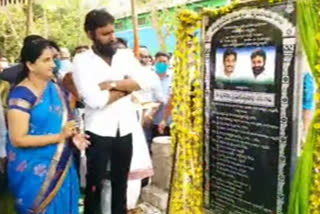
31,83,71,213
33,158,72,214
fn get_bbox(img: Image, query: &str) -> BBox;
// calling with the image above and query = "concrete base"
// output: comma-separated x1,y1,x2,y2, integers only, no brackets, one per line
141,185,169,211
151,137,172,191
204,208,214,214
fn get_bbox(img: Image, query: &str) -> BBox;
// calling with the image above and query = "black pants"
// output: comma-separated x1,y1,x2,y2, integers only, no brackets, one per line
84,131,133,214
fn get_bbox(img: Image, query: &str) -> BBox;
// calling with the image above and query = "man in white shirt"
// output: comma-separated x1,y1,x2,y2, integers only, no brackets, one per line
215,48,238,83
135,47,164,143
151,52,173,138
73,9,153,214
219,48,238,81
250,49,273,83
138,46,152,67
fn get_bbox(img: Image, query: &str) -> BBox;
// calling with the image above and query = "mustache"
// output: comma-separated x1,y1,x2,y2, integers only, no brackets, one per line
95,41,117,57
252,66,265,76
252,66,264,71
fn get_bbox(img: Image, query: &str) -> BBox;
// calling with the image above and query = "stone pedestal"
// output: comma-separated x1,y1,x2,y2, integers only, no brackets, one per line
141,136,172,211
151,136,172,191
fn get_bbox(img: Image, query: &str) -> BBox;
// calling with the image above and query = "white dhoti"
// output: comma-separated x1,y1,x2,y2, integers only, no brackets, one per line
127,121,154,209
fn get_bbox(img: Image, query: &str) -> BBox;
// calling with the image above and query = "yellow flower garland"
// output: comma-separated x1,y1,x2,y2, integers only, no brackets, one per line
309,6,320,212
168,9,202,213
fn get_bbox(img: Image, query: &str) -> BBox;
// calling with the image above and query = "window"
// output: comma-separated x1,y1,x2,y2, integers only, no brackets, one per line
138,17,147,25
115,22,123,31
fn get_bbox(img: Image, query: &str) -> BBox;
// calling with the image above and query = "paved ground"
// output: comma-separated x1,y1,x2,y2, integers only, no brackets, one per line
136,202,164,214
79,202,164,214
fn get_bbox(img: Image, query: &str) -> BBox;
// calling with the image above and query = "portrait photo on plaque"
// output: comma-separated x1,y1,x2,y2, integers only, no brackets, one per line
214,46,276,86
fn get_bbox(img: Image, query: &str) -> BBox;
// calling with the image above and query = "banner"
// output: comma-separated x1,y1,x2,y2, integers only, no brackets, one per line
203,2,297,214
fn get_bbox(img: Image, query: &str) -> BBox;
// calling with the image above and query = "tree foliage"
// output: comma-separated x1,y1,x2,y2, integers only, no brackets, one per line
0,5,26,61
137,0,179,52
0,0,109,62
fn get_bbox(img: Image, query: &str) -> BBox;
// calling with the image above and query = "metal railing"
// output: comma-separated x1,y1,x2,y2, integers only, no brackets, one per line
0,0,27,7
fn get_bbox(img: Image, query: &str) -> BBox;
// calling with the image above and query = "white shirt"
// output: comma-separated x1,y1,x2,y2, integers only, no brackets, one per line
73,49,153,137
0,99,6,158
216,70,239,81
133,67,164,103
252,70,273,83
58,59,73,80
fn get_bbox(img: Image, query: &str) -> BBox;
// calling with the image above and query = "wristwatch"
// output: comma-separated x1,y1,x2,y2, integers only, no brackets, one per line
110,82,117,89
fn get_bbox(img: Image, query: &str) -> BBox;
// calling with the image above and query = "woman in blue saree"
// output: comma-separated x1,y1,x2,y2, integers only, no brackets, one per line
6,39,90,214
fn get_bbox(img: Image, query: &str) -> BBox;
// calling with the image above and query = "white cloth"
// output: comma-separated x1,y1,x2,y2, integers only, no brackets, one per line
127,179,141,210
58,59,73,80
126,108,153,210
252,70,273,82
0,99,6,158
73,49,153,137
133,68,164,103
216,70,239,81
101,179,112,214
128,122,153,180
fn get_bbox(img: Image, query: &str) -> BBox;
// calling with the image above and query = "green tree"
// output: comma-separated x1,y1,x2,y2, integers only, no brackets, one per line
0,5,26,61
0,0,109,61
35,0,109,54
137,0,178,52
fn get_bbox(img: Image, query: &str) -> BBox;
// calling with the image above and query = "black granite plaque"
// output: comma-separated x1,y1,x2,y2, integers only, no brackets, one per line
203,2,297,214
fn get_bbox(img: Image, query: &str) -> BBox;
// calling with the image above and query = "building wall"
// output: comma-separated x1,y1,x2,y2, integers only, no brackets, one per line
115,0,227,55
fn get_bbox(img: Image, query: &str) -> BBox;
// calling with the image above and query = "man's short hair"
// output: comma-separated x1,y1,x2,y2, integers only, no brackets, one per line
84,9,115,33
60,47,70,58
223,48,237,61
155,51,170,60
75,45,89,51
117,37,128,48
251,49,266,61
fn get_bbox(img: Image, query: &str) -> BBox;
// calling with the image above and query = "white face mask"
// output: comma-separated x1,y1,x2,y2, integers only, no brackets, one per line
0,61,9,69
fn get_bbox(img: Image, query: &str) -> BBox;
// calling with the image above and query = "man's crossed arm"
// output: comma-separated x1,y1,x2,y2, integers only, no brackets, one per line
99,78,141,104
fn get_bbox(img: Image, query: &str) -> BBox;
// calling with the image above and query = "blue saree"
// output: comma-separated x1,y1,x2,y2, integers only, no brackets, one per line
6,81,79,214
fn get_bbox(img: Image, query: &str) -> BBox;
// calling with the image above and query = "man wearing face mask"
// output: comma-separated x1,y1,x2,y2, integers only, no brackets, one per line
150,51,172,138
47,40,63,78
57,47,73,79
73,9,155,214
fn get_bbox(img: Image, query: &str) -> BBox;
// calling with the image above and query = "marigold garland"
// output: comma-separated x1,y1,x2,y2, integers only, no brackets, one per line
308,1,320,212
168,9,203,213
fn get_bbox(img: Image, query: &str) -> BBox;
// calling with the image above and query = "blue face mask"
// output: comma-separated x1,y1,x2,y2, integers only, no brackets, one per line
53,59,62,74
155,62,168,74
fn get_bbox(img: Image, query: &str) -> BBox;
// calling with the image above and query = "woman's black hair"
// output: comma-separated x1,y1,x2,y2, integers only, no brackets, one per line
15,39,51,84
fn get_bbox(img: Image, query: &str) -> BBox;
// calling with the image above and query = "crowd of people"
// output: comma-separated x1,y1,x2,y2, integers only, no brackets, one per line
0,8,173,214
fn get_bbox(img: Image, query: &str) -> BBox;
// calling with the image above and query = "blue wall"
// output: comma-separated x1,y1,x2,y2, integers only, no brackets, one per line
116,27,176,55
